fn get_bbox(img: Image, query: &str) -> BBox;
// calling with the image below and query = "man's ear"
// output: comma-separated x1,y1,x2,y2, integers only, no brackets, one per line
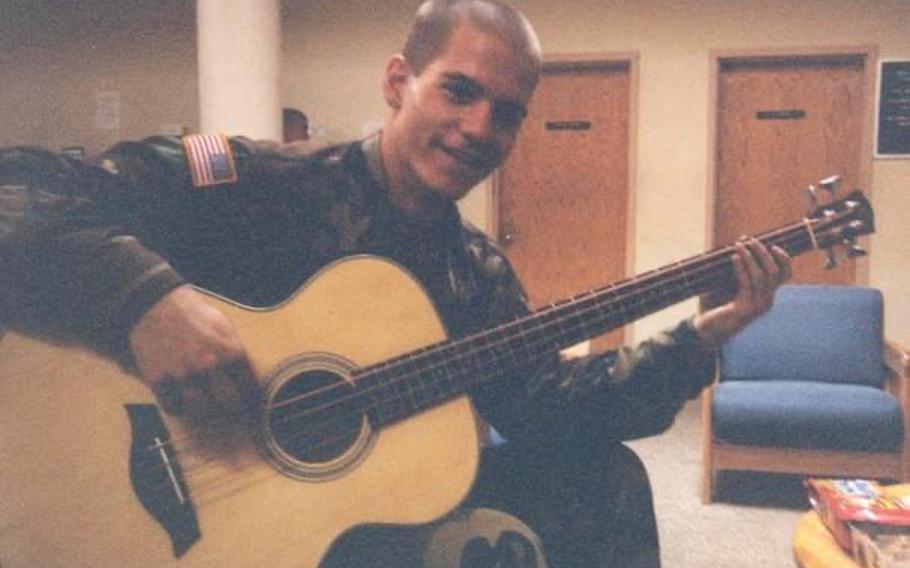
383,54,410,110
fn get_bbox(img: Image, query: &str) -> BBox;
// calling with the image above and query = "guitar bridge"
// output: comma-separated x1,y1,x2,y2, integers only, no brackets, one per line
126,404,201,558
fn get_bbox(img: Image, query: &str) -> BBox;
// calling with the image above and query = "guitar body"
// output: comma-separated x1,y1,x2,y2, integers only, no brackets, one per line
0,256,480,567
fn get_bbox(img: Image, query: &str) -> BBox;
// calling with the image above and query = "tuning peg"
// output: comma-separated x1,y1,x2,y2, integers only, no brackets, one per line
806,184,820,213
847,245,867,258
845,240,868,258
847,220,868,235
824,248,839,269
819,175,842,199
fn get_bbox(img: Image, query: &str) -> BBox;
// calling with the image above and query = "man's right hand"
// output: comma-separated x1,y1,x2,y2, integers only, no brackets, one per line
128,284,256,420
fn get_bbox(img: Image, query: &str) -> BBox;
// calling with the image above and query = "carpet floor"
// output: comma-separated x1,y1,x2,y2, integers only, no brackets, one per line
629,399,811,567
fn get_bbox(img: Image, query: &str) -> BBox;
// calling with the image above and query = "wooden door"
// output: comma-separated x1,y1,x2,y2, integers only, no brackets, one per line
496,59,633,350
714,53,871,285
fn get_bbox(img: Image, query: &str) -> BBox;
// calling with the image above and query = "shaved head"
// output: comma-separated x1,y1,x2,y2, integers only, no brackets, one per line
403,0,542,90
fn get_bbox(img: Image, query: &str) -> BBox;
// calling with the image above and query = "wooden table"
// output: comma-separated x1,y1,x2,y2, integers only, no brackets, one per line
793,511,859,568
793,484,910,568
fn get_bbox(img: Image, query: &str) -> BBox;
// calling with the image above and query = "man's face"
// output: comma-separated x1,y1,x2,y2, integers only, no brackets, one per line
382,23,536,208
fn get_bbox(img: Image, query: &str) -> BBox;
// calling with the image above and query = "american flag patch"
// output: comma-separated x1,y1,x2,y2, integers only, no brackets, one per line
182,134,238,188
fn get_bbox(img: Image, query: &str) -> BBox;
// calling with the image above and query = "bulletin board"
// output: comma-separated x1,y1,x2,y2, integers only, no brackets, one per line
876,60,910,158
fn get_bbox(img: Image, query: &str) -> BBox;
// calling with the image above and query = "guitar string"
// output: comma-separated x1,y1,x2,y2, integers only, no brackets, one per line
32,201,856,526
220,223,815,454
132,201,870,521
145,221,817,496
211,219,818,436
126,225,818,517
153,220,815,468
265,218,825,421
150,199,868,502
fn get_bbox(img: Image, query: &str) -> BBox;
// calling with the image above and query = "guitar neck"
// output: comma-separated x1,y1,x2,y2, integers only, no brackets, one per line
357,220,809,427
357,190,871,428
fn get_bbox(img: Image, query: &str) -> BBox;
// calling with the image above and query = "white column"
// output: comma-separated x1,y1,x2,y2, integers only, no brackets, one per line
196,0,281,140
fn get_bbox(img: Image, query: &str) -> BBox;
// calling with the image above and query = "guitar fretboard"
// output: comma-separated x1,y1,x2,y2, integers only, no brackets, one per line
355,216,820,428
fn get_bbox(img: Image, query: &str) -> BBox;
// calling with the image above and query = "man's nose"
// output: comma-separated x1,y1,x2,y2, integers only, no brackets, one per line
460,101,495,141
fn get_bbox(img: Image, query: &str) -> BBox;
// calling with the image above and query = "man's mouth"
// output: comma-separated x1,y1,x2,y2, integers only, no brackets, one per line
439,144,490,171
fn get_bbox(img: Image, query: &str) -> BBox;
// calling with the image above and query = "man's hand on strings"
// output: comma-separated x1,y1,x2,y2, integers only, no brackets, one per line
129,285,257,420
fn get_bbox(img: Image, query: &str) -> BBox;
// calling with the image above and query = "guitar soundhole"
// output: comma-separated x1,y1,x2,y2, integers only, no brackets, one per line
259,354,374,480
270,370,363,463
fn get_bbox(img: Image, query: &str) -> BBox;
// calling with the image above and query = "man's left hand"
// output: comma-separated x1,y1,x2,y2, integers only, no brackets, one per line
692,238,792,347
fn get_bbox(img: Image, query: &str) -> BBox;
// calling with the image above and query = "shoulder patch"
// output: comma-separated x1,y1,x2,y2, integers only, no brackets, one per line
182,134,238,188
98,158,119,175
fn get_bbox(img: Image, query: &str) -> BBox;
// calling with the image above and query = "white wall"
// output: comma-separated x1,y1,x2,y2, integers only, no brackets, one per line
2,0,908,344
0,1,198,152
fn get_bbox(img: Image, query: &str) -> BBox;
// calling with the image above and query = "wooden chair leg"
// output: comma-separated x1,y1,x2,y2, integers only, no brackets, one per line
700,389,716,504
701,465,716,505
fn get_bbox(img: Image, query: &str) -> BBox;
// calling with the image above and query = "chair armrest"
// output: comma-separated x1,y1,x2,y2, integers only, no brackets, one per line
885,340,910,396
885,341,910,480
886,340,910,380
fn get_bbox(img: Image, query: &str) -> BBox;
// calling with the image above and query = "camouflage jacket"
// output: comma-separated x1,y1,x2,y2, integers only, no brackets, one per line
0,134,717,447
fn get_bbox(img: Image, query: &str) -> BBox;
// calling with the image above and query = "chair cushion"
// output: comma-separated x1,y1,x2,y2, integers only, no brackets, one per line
712,380,903,452
721,285,885,387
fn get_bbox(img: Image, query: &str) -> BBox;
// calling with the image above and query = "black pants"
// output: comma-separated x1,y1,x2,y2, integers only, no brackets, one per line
320,442,660,567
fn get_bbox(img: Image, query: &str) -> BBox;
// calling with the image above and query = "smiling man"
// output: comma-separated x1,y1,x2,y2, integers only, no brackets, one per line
379,5,538,214
0,1,790,566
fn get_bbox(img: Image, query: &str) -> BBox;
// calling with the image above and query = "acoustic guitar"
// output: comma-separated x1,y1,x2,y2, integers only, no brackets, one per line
0,188,873,567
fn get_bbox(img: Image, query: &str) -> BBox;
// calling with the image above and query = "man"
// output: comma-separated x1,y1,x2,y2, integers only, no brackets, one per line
0,1,789,566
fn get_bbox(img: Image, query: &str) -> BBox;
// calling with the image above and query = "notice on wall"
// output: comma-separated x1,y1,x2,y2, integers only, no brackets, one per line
95,89,121,131
546,120,592,131
876,60,910,158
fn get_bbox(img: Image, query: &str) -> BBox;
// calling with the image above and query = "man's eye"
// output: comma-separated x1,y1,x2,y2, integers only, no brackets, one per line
444,81,479,104
493,103,527,130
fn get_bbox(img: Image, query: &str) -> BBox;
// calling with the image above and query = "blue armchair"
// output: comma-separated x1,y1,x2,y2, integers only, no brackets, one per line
701,285,910,503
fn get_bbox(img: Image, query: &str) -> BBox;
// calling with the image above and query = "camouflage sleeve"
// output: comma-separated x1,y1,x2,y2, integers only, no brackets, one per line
0,143,185,352
464,230,718,447
1,134,350,352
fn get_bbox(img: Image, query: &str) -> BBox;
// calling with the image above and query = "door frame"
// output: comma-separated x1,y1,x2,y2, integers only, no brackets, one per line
490,51,640,347
705,45,878,285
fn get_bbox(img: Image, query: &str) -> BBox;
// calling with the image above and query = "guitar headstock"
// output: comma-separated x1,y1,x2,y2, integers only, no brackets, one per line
805,177,875,268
